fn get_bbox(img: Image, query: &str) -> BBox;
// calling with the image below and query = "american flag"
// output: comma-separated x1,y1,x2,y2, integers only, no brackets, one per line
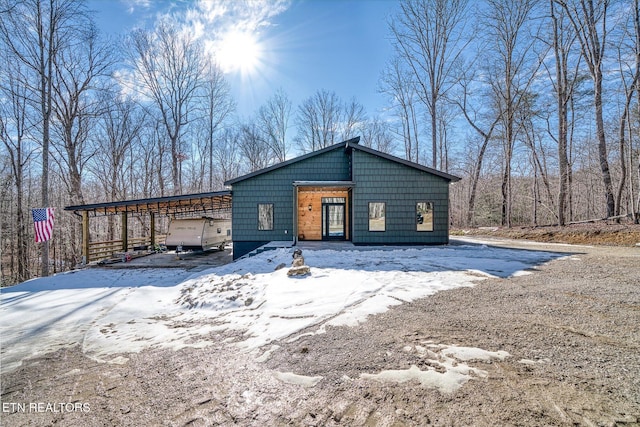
32,208,55,243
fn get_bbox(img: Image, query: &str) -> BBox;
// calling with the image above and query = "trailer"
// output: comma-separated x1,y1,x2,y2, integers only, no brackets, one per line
165,217,232,252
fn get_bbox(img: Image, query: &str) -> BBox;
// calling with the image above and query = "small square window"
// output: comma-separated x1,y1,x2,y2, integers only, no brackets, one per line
258,203,274,230
416,202,433,231
369,202,386,232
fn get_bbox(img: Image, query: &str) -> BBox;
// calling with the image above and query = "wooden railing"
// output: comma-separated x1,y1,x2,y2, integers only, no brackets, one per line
87,235,166,263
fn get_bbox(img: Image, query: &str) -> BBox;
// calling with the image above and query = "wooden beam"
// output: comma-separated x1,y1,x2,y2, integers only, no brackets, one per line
82,211,90,265
150,212,156,249
121,212,128,252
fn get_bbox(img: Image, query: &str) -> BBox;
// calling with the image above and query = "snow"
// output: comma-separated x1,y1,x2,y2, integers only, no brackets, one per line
1,241,564,376
361,364,478,394
360,343,502,394
441,345,510,362
273,371,323,387
361,342,514,393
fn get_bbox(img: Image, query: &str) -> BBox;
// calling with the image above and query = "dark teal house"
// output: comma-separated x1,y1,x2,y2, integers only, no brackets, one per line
224,137,460,259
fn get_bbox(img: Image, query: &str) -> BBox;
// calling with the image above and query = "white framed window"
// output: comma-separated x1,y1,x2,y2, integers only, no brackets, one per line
368,202,386,232
416,202,433,231
258,203,274,230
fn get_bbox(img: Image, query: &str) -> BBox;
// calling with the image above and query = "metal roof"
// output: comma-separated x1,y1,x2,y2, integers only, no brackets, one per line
64,190,232,217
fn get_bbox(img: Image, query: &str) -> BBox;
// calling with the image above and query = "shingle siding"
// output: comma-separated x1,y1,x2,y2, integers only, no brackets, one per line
228,139,455,258
351,149,450,245
231,146,350,243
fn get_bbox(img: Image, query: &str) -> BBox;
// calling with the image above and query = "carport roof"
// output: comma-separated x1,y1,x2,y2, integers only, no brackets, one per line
64,190,232,217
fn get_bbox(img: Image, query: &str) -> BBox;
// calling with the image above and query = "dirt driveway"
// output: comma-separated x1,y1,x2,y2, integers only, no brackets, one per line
1,238,639,426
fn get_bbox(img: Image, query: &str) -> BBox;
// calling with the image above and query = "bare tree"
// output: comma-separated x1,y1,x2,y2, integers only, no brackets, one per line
453,68,502,226
545,0,582,225
359,116,396,154
554,0,615,217
239,123,271,172
50,22,114,207
215,129,241,185
295,89,343,152
613,0,639,221
131,120,171,199
436,102,458,172
389,0,469,169
483,0,540,227
89,93,147,239
45,19,114,268
379,57,421,162
633,0,640,223
125,20,207,194
0,56,35,282
517,91,557,224
257,88,291,162
341,98,367,141
0,0,87,276
201,60,234,190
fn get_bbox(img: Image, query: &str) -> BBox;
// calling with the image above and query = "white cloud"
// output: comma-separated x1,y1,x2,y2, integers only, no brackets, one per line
121,0,152,14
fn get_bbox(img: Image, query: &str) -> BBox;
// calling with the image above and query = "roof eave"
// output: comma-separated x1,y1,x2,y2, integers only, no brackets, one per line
64,190,232,213
345,141,461,182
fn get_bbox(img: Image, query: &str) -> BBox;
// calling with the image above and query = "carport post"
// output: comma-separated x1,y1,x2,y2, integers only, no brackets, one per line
82,211,90,264
150,212,156,249
121,212,128,252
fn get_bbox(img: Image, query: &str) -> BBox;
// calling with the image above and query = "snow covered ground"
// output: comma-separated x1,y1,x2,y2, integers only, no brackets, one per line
1,240,564,381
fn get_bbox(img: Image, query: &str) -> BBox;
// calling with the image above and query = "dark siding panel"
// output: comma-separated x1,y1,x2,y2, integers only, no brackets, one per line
232,241,270,260
231,147,350,242
351,150,450,244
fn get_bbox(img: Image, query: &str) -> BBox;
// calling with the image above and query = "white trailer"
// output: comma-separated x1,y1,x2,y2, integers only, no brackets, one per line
165,217,231,252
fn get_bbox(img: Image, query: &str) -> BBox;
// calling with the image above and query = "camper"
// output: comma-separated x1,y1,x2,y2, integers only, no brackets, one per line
165,217,231,252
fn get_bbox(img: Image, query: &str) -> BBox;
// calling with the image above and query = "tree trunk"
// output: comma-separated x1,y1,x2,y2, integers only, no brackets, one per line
16,167,29,282
431,94,437,168
615,91,634,217
551,0,570,226
39,0,54,277
467,136,491,226
593,69,615,217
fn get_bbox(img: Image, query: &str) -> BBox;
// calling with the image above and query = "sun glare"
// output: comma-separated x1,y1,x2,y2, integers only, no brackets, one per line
217,30,262,75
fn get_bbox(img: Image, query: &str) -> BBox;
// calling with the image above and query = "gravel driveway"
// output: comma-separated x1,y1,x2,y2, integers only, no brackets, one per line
1,238,638,426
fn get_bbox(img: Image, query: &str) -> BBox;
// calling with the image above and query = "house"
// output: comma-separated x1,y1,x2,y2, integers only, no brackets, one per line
224,137,460,259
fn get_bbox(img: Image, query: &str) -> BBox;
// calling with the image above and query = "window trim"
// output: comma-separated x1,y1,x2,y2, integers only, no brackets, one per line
257,203,274,231
368,201,386,232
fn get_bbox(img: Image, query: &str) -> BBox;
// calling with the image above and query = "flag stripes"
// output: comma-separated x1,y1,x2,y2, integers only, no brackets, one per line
32,208,55,243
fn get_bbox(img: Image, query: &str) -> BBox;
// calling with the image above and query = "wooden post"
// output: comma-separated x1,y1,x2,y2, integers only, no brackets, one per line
150,212,156,249
82,211,90,264
293,186,298,245
121,212,128,252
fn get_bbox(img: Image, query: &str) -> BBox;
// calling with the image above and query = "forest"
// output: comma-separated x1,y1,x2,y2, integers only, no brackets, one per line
1,0,639,285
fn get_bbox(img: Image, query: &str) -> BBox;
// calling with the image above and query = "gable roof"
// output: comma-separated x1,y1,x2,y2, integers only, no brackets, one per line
345,140,460,182
224,137,359,185
224,136,460,186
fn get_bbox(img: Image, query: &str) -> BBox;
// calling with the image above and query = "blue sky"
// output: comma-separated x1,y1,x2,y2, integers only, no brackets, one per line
89,0,399,119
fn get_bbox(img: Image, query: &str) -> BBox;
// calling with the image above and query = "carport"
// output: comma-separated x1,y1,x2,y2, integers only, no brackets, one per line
64,190,232,264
